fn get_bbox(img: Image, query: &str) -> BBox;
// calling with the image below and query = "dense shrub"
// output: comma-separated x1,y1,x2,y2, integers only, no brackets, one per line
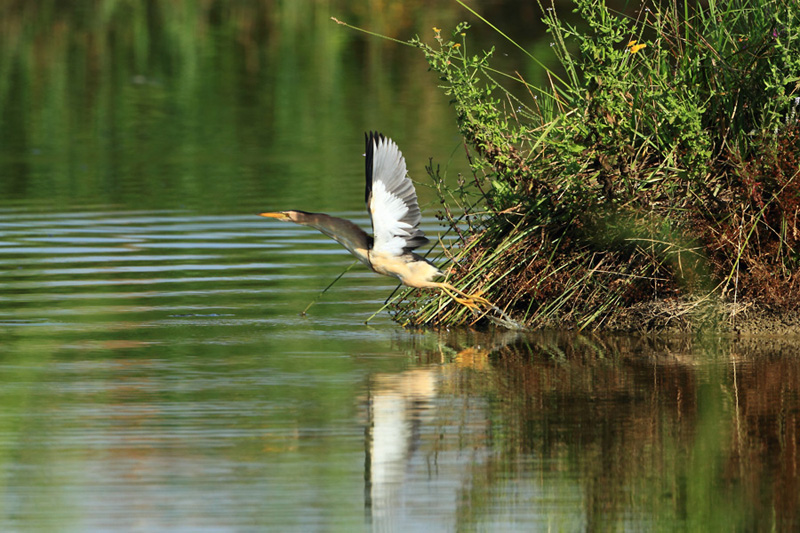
392,0,800,329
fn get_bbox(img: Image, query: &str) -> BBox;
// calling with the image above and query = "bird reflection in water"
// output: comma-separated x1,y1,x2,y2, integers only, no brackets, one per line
363,332,520,529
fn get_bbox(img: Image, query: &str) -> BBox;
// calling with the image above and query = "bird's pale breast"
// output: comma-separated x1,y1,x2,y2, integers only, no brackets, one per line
369,251,442,287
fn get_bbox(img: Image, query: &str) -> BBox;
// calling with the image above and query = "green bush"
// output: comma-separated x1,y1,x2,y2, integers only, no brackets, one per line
391,0,800,330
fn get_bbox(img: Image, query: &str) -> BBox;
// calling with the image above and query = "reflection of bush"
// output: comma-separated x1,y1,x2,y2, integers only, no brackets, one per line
723,347,800,531
487,335,701,529
0,1,477,209
430,332,800,529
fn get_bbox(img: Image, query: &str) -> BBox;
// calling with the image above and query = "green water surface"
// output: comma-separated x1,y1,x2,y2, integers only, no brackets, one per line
0,2,798,531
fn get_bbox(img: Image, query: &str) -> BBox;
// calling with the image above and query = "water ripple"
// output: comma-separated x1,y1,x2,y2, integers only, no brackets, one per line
0,209,409,333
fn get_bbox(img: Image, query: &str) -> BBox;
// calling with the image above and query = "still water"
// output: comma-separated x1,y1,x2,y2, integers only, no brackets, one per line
1,1,799,531
1,209,799,531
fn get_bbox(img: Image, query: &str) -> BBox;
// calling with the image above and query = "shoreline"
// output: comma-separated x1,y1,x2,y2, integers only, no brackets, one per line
604,298,800,336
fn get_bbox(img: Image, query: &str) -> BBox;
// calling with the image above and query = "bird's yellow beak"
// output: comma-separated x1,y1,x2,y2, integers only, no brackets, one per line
259,212,291,221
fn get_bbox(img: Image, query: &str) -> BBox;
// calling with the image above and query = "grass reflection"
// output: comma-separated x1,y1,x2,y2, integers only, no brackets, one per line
396,331,800,530
2,311,798,528
0,0,492,212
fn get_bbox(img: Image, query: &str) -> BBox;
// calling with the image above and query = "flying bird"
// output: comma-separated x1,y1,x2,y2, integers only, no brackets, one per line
260,132,511,321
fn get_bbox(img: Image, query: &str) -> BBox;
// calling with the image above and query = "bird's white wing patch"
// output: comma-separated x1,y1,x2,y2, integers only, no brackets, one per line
367,134,429,255
371,180,414,256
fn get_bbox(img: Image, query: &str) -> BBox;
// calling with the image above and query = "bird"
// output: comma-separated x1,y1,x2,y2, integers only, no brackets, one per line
259,131,513,322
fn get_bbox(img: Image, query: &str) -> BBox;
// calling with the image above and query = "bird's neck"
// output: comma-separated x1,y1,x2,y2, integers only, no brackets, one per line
306,213,372,267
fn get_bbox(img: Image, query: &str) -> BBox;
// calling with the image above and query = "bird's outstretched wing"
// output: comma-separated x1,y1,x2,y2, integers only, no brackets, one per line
365,132,429,256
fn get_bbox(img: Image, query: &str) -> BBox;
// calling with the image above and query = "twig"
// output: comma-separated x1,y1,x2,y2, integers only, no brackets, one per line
302,260,358,316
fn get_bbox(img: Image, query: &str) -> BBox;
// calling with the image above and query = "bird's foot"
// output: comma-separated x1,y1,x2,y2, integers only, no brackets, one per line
452,295,483,310
457,291,525,330
440,286,484,311
439,284,525,329
457,291,496,310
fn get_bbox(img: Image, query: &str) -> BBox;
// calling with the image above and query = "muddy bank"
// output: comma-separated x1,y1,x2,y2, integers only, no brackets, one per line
603,299,800,336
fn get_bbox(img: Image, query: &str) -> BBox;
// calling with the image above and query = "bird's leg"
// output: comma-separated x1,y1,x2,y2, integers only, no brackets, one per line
429,282,523,329
436,283,491,309
436,284,484,311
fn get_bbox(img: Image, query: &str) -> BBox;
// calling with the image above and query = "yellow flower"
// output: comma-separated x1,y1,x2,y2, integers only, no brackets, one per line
433,27,441,33
452,43,461,48
627,40,647,53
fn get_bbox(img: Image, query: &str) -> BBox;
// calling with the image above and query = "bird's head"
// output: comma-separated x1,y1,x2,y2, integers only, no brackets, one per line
259,210,311,224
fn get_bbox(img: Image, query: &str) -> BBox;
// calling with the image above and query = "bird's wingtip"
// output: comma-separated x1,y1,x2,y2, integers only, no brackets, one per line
366,131,387,146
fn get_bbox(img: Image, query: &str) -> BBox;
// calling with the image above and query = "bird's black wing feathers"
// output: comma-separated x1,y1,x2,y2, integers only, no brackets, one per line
364,131,383,205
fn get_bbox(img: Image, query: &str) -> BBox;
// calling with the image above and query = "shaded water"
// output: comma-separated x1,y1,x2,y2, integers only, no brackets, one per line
1,1,799,531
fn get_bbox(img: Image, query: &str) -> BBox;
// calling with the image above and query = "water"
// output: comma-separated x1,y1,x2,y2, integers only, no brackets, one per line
1,2,799,531
1,209,799,531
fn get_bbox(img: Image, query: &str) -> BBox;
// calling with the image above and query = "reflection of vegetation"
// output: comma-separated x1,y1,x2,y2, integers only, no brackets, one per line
0,340,67,523
390,0,800,330
0,1,482,211
421,332,800,530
